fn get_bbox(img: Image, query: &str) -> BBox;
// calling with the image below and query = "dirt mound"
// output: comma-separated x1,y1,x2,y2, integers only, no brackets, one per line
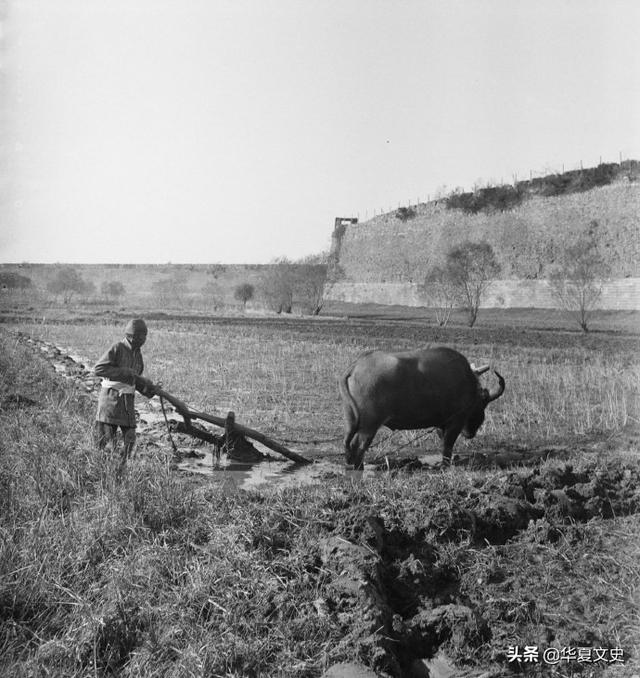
487,462,640,524
317,516,489,676
368,459,640,545
311,460,640,676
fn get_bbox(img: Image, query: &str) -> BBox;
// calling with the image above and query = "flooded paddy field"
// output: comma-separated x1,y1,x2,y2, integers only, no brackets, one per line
1,313,639,677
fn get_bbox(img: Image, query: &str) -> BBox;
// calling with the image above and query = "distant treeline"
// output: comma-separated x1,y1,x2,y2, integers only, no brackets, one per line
444,160,640,215
0,259,329,315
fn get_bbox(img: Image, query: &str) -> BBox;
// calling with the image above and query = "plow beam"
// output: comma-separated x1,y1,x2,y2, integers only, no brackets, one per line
154,386,312,465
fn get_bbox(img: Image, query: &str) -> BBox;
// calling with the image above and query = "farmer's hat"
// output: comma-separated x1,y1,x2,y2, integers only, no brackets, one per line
125,318,147,335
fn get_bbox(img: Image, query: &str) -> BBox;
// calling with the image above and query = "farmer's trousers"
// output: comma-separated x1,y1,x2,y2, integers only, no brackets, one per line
94,421,136,466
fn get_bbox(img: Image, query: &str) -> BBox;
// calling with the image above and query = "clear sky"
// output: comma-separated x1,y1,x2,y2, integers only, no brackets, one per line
1,0,639,264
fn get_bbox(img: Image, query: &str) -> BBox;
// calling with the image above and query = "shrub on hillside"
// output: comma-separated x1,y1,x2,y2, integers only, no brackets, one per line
445,185,525,214
446,161,633,214
395,206,417,222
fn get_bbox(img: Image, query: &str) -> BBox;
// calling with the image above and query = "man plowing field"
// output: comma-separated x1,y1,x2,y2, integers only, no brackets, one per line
92,317,310,471
93,318,158,473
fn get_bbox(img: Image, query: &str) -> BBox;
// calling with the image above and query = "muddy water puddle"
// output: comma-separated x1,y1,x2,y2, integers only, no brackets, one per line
173,443,445,491
175,449,347,491
137,410,346,490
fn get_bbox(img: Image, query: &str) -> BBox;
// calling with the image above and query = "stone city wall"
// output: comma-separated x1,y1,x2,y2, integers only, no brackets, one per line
326,181,640,310
325,278,640,311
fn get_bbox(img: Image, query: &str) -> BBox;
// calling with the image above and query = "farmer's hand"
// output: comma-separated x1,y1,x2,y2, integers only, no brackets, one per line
135,375,157,398
149,380,164,399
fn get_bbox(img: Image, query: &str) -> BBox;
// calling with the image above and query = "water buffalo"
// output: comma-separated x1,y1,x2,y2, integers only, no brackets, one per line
338,346,505,468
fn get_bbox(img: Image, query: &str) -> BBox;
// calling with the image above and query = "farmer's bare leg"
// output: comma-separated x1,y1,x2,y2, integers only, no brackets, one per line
94,421,118,452
119,427,136,469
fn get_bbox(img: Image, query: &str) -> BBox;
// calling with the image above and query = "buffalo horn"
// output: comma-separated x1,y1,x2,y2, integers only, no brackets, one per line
471,363,490,375
485,370,506,403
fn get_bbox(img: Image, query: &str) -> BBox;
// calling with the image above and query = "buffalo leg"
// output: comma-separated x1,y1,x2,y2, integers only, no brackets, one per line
342,401,371,468
441,425,462,466
343,429,356,457
342,398,357,457
345,430,376,470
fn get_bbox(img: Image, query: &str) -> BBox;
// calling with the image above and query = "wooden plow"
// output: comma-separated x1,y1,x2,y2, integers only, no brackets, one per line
154,386,312,465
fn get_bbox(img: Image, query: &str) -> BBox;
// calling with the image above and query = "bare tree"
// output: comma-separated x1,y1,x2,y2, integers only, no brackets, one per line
260,254,328,315
151,271,189,308
207,263,227,279
294,253,328,315
47,267,93,304
260,258,295,313
201,280,223,311
445,241,500,327
548,232,609,332
297,266,327,315
101,280,126,301
419,265,457,326
234,282,254,310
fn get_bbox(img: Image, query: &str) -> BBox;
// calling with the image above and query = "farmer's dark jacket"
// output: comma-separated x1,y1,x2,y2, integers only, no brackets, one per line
94,338,151,427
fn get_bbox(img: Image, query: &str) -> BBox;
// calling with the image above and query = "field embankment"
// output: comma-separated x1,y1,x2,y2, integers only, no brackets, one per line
1,317,640,677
